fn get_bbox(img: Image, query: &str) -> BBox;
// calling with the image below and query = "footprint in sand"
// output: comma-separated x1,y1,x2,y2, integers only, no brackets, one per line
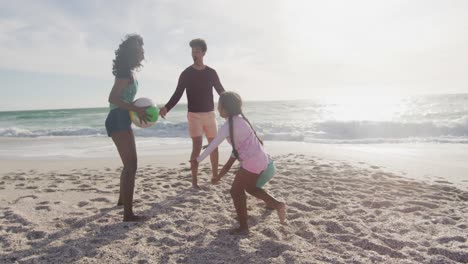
437,236,466,244
90,197,112,203
407,201,439,209
322,221,349,234
26,230,46,240
16,176,26,181
361,200,393,209
77,201,89,207
149,221,171,230
13,195,38,204
289,201,314,212
140,194,151,199
6,226,29,234
396,206,425,213
353,239,406,259
333,234,359,243
296,229,316,240
427,247,468,263
35,205,51,211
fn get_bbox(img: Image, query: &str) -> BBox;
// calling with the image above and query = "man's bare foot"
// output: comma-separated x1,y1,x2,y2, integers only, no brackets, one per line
192,183,200,189
229,227,249,235
123,214,147,222
211,177,220,184
277,203,287,224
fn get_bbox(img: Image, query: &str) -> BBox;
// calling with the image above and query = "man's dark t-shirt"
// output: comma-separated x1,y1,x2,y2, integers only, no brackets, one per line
165,66,225,113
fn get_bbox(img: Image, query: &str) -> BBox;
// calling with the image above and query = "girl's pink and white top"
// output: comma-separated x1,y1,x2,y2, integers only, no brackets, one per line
197,115,269,174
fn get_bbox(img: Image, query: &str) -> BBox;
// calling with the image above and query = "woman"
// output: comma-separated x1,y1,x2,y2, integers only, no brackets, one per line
105,34,147,222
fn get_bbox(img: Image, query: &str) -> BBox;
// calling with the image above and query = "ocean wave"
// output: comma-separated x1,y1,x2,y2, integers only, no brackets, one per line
1,119,468,144
312,119,468,139
0,123,190,138
0,127,106,137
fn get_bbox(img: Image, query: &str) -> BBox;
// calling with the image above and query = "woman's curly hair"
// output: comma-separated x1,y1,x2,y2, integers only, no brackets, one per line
112,34,144,78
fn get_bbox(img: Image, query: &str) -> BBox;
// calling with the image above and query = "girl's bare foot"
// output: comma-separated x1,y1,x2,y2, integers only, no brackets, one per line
123,214,147,222
229,227,249,235
277,203,287,224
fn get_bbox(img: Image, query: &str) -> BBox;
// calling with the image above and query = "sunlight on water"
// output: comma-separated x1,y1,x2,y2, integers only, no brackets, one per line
319,95,407,122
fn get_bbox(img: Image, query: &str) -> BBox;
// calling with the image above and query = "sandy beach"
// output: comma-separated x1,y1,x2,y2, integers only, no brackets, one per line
1,146,467,263
3,0,468,262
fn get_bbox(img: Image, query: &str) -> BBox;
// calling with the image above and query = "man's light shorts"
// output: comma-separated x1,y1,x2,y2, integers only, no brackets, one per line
187,111,217,138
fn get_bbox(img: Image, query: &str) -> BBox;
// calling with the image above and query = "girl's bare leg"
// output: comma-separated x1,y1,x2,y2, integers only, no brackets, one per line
242,168,287,224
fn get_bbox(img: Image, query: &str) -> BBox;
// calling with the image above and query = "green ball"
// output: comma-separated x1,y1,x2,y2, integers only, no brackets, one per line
146,106,159,123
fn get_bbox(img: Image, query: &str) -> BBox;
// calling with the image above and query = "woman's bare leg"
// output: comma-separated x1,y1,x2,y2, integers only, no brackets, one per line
111,130,143,222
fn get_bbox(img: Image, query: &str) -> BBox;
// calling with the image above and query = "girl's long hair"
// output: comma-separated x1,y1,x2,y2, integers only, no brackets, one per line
112,34,144,78
218,91,263,160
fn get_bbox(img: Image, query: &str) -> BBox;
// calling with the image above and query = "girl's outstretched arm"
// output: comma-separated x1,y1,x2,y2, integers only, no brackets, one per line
216,156,236,182
196,122,229,163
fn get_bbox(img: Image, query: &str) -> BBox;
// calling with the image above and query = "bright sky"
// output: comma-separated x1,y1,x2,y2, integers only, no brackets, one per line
1,0,468,111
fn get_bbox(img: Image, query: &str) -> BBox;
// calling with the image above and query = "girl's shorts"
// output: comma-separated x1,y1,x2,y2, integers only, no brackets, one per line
256,159,276,188
105,108,132,137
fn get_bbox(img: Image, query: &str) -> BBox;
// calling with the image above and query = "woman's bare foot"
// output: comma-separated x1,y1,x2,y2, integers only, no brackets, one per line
229,227,249,235
277,203,287,224
123,214,147,222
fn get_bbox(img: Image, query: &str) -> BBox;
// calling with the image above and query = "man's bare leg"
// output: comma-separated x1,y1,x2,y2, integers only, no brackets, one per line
207,137,219,183
190,136,203,188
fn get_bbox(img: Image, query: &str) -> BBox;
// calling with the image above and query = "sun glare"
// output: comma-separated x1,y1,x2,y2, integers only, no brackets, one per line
320,95,406,122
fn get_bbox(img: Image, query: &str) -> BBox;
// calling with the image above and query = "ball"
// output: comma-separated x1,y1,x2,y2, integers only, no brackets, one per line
129,97,159,128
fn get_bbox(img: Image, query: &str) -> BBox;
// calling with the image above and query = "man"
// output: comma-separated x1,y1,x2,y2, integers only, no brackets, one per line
160,38,225,188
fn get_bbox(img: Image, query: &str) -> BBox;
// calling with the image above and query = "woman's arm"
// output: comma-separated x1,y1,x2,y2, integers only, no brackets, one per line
108,78,147,121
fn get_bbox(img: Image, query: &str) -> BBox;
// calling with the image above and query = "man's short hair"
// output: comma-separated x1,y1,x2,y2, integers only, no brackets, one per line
189,38,207,52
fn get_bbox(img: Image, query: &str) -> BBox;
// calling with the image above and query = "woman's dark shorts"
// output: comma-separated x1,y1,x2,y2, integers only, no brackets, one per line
105,108,132,137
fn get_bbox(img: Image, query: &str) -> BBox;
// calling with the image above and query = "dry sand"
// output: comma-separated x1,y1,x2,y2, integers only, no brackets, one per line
1,153,467,263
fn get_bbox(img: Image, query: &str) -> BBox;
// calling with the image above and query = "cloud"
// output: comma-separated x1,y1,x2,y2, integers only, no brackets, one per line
1,0,468,102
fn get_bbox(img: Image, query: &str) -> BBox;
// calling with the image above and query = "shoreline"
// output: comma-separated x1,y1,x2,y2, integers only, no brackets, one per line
1,137,467,190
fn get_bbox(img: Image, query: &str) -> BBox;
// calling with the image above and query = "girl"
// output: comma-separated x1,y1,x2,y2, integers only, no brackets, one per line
194,91,286,234
105,34,148,222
